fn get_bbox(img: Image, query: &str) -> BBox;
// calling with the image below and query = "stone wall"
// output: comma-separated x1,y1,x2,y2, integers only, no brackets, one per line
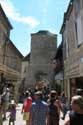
25,30,57,88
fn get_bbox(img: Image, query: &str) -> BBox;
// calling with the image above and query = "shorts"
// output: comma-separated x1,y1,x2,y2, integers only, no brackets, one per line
3,102,9,111
23,112,30,121
0,119,3,125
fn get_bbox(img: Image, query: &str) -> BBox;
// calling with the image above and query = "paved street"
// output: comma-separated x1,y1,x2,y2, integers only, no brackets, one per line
3,104,64,125
3,104,25,125
59,116,64,125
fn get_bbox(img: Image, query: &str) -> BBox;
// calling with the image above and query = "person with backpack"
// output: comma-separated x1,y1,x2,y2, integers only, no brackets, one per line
47,90,62,125
64,95,83,125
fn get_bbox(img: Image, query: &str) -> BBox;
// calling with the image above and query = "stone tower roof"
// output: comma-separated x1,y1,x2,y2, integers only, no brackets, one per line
32,30,57,36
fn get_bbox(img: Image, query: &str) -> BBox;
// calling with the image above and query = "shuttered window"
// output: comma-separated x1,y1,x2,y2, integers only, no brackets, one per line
66,37,68,58
77,16,83,46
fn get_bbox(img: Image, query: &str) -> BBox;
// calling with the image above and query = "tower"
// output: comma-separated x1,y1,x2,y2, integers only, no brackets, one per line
25,30,57,88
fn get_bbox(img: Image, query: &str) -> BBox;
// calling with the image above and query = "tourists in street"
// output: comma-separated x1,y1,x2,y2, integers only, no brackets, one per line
64,95,83,125
8,100,16,125
21,90,32,125
47,90,62,125
29,91,49,125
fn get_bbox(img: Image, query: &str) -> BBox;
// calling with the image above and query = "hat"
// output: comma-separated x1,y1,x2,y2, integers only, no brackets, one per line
50,90,57,98
25,90,30,96
34,91,42,96
6,88,10,91
10,100,15,104
26,90,30,94
50,90,57,94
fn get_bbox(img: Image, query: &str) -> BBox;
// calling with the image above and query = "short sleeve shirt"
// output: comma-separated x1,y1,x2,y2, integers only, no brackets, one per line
30,100,49,125
24,97,32,112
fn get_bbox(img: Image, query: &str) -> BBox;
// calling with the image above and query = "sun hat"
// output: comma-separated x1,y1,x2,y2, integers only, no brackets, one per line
34,91,42,96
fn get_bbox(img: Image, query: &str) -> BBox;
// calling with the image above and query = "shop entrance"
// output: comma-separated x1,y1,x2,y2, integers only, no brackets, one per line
76,77,83,89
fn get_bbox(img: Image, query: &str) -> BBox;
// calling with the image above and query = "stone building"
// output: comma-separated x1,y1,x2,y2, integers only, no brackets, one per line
52,42,63,93
0,4,23,100
20,54,30,92
25,30,57,89
60,0,83,99
18,53,30,102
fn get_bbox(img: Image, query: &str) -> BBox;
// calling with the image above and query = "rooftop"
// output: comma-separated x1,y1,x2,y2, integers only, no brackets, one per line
31,30,57,36
0,4,13,29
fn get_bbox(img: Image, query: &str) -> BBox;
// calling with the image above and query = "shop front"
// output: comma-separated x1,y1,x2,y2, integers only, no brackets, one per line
0,64,21,101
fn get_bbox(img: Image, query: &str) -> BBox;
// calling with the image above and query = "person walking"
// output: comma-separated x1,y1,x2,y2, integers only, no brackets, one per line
47,90,62,125
21,90,32,125
1,88,10,120
64,95,83,125
29,91,49,125
8,100,16,125
59,91,67,120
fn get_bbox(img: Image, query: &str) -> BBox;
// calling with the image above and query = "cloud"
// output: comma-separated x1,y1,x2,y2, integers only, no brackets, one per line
0,0,40,28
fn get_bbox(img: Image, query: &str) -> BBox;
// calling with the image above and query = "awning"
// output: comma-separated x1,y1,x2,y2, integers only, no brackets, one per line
0,64,20,79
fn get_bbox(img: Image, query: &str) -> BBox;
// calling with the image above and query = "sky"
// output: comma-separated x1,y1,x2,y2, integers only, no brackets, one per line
0,0,70,56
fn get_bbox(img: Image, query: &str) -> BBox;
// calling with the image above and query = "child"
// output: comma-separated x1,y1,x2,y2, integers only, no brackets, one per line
0,103,4,125
8,102,16,125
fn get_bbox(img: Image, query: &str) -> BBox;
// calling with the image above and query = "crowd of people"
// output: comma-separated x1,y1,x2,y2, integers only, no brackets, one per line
0,85,83,125
21,87,83,125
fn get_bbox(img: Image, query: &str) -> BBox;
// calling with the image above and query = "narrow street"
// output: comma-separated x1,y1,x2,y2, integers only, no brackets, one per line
3,104,64,125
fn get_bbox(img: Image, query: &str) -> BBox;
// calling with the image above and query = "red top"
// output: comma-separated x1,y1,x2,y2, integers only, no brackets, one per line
24,97,32,112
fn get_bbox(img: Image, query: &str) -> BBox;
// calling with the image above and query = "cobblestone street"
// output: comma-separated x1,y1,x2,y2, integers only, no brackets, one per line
3,104,64,125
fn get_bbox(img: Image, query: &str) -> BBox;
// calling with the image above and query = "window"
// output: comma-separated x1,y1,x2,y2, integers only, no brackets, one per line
63,38,69,60
66,37,69,58
82,0,83,9
63,42,66,60
0,31,4,42
75,21,78,41
75,0,81,17
76,0,81,11
76,16,83,46
10,57,17,70
24,67,26,73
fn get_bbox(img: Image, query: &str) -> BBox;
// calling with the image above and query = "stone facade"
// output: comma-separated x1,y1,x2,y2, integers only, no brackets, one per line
0,4,23,100
60,0,83,99
0,4,23,80
25,30,57,88
20,54,30,91
53,42,63,92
